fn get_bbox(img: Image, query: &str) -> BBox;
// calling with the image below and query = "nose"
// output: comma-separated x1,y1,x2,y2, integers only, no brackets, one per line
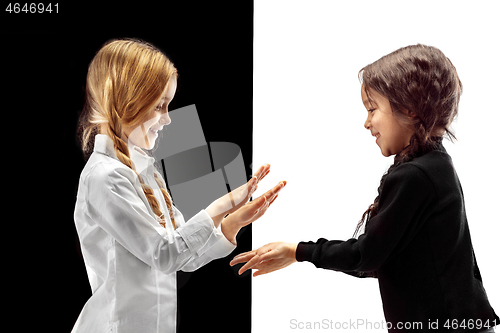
159,111,171,126
364,113,371,130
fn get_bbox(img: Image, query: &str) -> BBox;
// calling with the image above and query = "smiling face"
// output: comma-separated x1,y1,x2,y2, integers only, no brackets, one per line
124,76,177,150
361,85,415,157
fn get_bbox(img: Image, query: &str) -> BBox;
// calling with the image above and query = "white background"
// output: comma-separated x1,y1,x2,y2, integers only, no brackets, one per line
252,1,500,332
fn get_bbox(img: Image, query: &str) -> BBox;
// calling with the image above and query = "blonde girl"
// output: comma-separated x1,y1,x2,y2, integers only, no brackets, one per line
232,44,498,333
73,38,285,332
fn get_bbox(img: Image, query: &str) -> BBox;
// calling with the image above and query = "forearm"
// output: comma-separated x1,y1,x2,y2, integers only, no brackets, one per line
220,214,239,245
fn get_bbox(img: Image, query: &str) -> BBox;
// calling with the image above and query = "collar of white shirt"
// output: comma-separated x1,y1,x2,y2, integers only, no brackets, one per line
94,134,156,176
94,134,116,159
129,142,155,176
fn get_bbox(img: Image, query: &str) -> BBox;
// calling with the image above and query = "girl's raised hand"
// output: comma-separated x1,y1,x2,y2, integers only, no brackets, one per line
206,164,271,226
230,242,298,277
221,180,286,244
230,180,286,228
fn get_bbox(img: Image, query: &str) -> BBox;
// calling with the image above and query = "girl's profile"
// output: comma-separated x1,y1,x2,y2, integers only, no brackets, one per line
232,44,498,333
72,38,286,332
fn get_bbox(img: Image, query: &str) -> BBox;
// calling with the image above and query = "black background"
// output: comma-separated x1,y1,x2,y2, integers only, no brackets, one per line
2,2,253,332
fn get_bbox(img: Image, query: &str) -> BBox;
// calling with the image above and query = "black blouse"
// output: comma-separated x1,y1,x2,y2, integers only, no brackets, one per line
296,143,498,332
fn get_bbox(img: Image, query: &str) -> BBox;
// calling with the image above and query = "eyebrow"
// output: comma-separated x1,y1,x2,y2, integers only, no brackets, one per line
362,99,374,109
363,95,378,108
164,91,177,100
160,96,173,104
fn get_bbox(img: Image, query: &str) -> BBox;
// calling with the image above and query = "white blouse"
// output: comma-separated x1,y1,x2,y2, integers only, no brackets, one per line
72,134,236,333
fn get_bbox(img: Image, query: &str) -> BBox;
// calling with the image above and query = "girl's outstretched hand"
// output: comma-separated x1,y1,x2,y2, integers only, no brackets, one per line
206,164,271,226
221,180,286,244
229,242,298,277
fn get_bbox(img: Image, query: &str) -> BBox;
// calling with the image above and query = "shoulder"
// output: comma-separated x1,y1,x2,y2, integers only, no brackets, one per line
386,162,433,187
383,150,458,203
410,150,455,179
380,160,437,204
392,150,453,181
81,152,138,190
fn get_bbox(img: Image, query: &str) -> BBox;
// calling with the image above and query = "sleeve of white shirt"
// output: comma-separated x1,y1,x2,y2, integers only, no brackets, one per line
180,221,236,272
83,163,234,275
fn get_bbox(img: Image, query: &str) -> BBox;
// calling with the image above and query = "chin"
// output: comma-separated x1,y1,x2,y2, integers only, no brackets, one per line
145,136,158,150
142,141,155,150
129,137,156,150
380,148,394,157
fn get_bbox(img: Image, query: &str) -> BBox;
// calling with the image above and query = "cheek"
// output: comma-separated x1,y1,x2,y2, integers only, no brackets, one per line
144,115,160,130
126,115,160,145
373,112,398,135
370,113,382,131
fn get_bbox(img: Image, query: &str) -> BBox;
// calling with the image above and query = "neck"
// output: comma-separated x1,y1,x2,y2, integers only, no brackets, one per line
99,124,107,135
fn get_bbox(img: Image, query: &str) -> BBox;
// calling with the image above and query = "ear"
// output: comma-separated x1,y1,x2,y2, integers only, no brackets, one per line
404,108,418,118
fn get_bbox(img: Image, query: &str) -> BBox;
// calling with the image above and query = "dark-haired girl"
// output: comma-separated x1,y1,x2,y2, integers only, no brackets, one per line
231,44,498,332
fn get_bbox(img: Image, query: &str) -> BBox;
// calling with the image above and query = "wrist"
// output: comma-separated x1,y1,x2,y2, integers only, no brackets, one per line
206,202,225,228
288,243,298,262
221,215,239,245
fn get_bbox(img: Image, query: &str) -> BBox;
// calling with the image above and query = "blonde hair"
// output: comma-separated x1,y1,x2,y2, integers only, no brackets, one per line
78,38,177,229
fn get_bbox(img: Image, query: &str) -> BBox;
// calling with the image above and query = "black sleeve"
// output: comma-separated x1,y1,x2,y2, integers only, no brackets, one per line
295,163,437,273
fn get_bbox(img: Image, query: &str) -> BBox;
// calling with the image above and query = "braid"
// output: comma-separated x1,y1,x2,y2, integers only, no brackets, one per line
106,115,170,229
153,172,177,229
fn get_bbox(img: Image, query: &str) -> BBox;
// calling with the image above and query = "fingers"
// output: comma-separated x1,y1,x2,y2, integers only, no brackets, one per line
260,181,285,210
235,180,285,225
230,245,280,275
240,256,288,277
231,246,267,274
253,267,273,277
237,253,263,275
230,251,256,266
253,180,286,206
261,165,271,180
253,164,271,184
270,180,287,196
254,248,278,263
248,176,258,197
252,259,289,277
253,270,265,277
247,176,258,193
250,165,286,206
250,164,286,196
269,194,279,205
230,176,258,209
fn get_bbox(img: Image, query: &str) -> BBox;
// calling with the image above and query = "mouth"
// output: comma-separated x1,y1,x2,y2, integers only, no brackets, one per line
151,124,164,133
372,133,380,142
149,128,159,137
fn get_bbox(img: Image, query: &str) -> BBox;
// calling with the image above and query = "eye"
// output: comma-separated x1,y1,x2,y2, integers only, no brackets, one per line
155,104,163,112
367,108,376,113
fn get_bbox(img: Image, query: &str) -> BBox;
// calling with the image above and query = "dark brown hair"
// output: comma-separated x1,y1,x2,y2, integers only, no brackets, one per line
354,44,462,237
